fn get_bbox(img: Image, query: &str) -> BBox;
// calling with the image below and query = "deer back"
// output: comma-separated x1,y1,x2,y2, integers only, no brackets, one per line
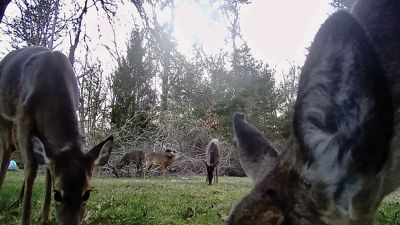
125,150,145,163
0,46,80,147
206,139,220,167
146,151,176,167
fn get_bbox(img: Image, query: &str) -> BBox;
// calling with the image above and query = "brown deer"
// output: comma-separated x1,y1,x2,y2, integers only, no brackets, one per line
0,46,114,225
144,149,177,177
202,139,220,185
117,150,145,172
228,1,400,224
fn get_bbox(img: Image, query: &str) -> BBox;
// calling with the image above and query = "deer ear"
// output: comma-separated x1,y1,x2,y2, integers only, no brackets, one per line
233,113,280,181
87,136,114,166
294,11,392,206
31,136,51,165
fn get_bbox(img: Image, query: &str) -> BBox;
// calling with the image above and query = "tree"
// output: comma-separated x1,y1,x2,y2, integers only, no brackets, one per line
229,44,280,139
2,0,67,48
67,0,117,67
110,27,156,131
75,44,110,136
277,64,300,138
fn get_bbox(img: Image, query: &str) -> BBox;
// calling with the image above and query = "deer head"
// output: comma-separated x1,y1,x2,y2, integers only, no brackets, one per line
32,136,113,225
228,1,399,223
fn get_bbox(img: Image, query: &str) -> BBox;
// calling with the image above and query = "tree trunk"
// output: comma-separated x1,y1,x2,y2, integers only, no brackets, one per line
48,0,60,49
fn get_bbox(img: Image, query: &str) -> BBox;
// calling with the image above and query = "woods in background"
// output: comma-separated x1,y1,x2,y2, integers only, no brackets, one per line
0,0,346,175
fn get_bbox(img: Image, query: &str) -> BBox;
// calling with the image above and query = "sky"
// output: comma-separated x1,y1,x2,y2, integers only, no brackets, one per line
0,0,335,75
172,0,334,73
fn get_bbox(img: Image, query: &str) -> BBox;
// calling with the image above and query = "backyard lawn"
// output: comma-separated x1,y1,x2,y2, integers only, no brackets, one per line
0,171,399,225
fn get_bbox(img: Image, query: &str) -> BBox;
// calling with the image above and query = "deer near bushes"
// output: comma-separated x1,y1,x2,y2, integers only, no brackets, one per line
228,1,400,224
116,150,145,174
144,149,177,177
0,46,114,225
202,139,220,185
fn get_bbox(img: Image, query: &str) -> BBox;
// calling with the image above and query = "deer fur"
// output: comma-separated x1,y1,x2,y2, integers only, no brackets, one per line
202,139,220,185
228,1,400,224
0,46,114,225
117,150,145,171
144,149,177,177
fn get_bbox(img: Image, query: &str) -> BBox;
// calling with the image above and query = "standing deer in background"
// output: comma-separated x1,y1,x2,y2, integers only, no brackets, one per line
202,139,220,185
0,46,114,225
144,149,177,177
117,150,145,172
228,0,400,224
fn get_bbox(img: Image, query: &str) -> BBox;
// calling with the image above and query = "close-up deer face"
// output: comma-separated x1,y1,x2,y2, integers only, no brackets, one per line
50,153,92,225
229,116,334,225
32,134,113,225
228,0,400,224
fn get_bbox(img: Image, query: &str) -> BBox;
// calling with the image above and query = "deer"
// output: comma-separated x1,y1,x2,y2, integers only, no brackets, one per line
0,46,114,225
228,0,400,224
117,150,145,172
144,149,177,177
202,139,220,185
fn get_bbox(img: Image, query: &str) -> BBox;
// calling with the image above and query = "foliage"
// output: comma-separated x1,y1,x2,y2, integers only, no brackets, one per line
229,45,280,139
2,0,67,48
110,27,156,130
277,64,300,138
2,0,299,174
76,48,110,136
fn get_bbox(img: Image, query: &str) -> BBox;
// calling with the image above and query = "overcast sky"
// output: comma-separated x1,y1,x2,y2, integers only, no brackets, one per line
173,0,334,72
0,0,334,74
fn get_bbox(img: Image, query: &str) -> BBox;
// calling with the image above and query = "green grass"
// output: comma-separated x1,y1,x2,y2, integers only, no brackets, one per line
1,171,400,225
375,203,400,225
0,172,250,225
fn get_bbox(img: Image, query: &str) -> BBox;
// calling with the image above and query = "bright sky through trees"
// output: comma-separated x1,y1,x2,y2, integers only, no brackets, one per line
0,0,334,73
173,0,333,72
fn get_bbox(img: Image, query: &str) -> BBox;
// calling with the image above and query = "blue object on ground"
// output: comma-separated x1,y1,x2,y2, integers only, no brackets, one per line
8,160,18,171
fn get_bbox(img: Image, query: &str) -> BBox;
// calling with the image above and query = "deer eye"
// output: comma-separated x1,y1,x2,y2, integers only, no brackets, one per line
82,190,91,202
54,190,63,203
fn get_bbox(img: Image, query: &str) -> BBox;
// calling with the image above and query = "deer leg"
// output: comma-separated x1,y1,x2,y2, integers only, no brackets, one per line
8,182,24,209
19,121,38,225
21,160,38,225
0,146,12,190
215,166,218,184
163,166,168,178
144,163,152,178
0,125,15,191
167,166,172,178
39,168,52,225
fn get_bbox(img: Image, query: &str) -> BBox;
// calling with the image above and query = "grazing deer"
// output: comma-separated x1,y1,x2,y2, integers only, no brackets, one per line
117,150,145,172
202,139,220,185
0,46,114,225
228,1,400,224
144,149,177,177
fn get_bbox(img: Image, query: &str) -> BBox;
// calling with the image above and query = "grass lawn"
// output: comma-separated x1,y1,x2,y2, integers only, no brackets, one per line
1,171,400,225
